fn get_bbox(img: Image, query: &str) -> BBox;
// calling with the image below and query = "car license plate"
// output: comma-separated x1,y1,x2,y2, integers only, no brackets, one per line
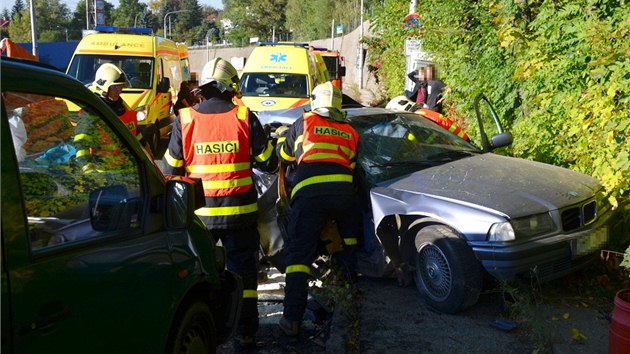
574,226,608,257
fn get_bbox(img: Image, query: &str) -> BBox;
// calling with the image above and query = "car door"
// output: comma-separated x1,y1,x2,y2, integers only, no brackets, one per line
1,84,176,353
472,94,513,152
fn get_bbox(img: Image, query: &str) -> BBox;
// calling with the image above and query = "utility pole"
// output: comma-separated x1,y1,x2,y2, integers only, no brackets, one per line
29,0,37,56
359,0,364,89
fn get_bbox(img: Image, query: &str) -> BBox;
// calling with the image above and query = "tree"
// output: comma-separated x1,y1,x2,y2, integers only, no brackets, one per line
172,0,203,42
11,0,26,20
112,0,147,28
7,0,71,42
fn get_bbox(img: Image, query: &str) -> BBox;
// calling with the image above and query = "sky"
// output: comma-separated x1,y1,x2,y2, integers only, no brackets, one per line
2,0,224,13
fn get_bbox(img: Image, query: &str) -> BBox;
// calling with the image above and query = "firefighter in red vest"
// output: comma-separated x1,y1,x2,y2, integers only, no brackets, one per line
162,57,277,348
74,63,143,172
275,82,361,337
386,95,470,141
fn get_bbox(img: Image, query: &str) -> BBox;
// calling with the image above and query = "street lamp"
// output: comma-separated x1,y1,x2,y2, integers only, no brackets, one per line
56,26,68,41
134,12,144,27
163,10,190,39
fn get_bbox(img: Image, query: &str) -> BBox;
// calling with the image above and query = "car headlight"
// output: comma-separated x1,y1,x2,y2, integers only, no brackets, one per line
488,222,515,242
489,212,556,242
136,107,147,122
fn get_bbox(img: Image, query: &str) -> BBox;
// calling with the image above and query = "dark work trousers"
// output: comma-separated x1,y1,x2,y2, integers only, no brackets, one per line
213,226,260,336
283,194,360,322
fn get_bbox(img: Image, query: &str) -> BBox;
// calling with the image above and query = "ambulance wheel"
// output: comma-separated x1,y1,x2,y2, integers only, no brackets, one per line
146,124,160,156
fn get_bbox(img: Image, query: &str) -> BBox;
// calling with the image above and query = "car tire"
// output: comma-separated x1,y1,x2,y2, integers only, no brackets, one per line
413,225,482,314
166,301,216,354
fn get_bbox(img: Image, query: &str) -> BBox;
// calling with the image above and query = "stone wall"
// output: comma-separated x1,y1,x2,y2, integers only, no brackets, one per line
187,22,383,105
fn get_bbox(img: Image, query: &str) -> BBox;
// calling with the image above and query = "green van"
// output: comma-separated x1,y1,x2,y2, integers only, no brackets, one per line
1,58,241,354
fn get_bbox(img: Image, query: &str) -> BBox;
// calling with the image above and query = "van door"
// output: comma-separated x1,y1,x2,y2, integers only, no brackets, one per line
1,89,179,353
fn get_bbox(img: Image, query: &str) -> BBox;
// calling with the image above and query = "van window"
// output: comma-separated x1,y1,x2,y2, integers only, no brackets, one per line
240,73,309,98
67,55,154,89
3,91,143,252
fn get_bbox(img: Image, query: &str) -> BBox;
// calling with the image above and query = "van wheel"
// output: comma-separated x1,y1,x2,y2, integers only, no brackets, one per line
166,301,216,354
413,225,482,314
146,124,160,156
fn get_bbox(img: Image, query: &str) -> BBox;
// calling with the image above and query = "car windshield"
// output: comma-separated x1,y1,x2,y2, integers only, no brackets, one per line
67,55,154,89
350,111,481,185
239,73,309,98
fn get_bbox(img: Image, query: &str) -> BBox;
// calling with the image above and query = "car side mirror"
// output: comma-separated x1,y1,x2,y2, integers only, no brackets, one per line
490,132,513,149
157,77,170,93
89,185,135,231
164,176,205,230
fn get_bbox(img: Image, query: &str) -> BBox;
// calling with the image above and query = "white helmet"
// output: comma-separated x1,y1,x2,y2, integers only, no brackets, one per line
386,95,419,112
311,82,343,119
93,63,129,93
199,57,240,95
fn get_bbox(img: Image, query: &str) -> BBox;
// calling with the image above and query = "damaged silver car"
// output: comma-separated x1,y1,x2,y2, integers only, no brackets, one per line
254,95,613,314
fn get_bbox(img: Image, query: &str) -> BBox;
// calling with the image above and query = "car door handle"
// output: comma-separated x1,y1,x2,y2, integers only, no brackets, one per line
18,302,72,336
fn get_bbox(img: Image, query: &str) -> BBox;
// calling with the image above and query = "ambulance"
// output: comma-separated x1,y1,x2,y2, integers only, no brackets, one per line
238,42,328,112
310,47,346,90
66,26,185,155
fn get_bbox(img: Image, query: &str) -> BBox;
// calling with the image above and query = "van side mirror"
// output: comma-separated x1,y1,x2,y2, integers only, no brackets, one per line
339,66,346,77
164,176,205,230
157,77,170,93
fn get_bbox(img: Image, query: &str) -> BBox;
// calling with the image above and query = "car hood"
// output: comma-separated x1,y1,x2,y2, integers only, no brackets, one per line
378,153,601,218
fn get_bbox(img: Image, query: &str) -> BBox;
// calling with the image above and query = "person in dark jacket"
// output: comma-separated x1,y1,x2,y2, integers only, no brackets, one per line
406,67,427,105
424,66,451,113
162,57,277,348
275,81,361,338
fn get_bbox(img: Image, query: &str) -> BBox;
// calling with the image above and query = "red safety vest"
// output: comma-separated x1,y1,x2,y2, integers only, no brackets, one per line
118,102,138,136
415,108,470,141
179,106,253,197
299,112,359,170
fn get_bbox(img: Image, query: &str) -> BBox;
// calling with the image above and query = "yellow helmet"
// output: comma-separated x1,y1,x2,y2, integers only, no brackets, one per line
93,63,128,93
385,96,420,112
199,57,240,96
310,82,343,119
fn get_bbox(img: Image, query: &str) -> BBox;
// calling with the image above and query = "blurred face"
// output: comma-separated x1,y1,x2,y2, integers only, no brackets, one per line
107,84,123,100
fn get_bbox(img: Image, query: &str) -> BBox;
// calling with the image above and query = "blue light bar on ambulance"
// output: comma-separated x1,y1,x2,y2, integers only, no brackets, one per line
257,42,310,48
94,26,153,35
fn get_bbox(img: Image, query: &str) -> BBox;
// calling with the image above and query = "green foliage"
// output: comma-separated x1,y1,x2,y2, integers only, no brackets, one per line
368,0,629,212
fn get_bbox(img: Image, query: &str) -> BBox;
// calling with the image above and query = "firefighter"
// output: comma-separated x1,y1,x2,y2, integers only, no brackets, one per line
88,63,149,153
275,82,360,337
74,64,135,172
386,95,470,141
162,57,277,347
90,63,138,135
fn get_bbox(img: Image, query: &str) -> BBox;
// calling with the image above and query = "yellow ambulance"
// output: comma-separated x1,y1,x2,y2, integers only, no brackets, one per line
238,42,328,112
66,26,185,154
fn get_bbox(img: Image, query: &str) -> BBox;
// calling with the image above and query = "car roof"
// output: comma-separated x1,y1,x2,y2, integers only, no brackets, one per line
344,106,394,119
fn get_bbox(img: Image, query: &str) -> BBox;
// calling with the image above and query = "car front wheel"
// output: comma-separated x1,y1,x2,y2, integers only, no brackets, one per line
166,301,217,354
413,225,482,314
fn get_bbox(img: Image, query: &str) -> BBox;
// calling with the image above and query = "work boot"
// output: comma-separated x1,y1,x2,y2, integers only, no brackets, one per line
278,316,300,337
